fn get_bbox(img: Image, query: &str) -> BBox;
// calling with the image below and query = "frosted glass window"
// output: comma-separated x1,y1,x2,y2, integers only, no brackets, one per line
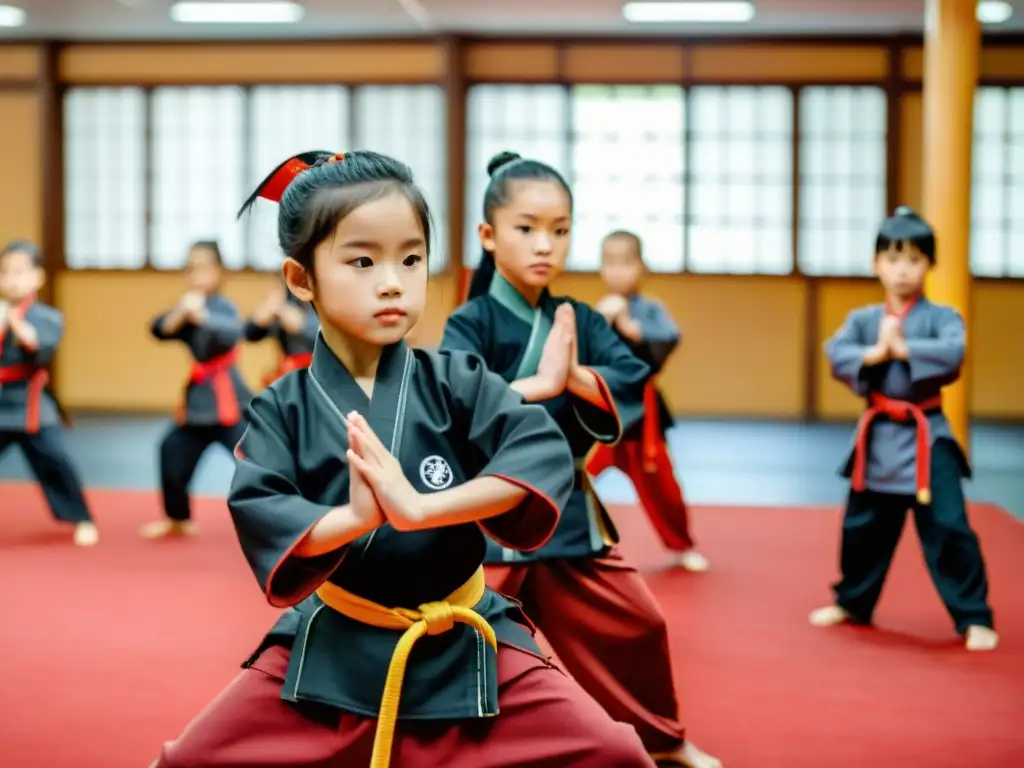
687,86,794,275
354,86,448,273
570,85,684,272
798,87,887,276
246,86,349,271
464,85,569,268
63,88,147,269
150,87,246,270
971,87,1024,278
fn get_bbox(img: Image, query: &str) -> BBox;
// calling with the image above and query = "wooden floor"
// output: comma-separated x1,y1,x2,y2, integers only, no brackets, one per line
1,416,1021,520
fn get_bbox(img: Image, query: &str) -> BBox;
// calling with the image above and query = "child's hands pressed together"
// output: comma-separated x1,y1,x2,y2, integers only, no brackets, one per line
345,411,425,531
595,294,627,323
537,304,575,396
346,437,386,531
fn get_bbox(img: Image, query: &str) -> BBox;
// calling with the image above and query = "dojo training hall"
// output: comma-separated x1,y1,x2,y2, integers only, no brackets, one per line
0,1,1022,766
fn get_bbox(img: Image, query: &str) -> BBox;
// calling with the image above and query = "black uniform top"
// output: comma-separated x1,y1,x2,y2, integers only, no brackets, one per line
441,273,651,563
230,337,574,719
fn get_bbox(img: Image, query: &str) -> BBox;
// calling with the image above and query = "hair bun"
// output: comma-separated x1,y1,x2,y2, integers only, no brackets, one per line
487,151,522,177
894,205,919,217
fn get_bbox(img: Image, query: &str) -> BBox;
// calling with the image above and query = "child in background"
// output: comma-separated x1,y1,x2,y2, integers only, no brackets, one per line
244,276,318,387
141,240,251,539
811,207,998,652
589,230,708,572
0,240,98,546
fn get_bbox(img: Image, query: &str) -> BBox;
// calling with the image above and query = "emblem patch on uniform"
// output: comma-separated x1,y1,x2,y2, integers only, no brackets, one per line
419,455,454,490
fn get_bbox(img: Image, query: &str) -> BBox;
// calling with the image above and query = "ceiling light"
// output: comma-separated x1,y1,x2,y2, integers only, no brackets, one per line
622,1,756,23
169,2,305,24
0,4,26,27
976,1,1013,24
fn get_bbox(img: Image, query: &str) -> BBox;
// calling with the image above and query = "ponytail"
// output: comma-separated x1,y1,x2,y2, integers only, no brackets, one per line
467,251,496,300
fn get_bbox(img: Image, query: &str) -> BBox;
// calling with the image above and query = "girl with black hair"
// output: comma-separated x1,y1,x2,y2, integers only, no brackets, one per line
140,240,252,539
150,150,653,768
441,152,722,768
813,207,997,652
243,275,319,387
0,240,98,546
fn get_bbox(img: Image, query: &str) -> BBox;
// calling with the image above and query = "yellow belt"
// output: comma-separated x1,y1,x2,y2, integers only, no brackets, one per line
315,566,497,768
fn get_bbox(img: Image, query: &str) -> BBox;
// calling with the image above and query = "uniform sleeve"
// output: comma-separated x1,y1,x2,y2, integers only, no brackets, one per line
444,351,570,553
824,309,873,396
635,297,681,344
574,302,650,445
243,319,273,343
22,305,63,364
149,312,183,341
228,390,345,607
196,302,243,354
440,306,487,357
906,306,965,386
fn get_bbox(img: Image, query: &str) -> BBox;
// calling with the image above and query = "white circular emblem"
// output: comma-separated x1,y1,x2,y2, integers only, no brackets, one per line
419,455,454,490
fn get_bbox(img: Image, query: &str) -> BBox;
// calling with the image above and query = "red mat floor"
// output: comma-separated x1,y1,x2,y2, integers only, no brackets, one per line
0,482,1022,767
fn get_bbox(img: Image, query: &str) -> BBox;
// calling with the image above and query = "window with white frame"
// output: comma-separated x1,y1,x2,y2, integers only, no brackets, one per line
354,85,448,273
687,86,794,274
971,86,1024,278
63,87,148,269
798,87,888,276
149,87,247,269
570,85,685,272
463,85,570,268
246,86,350,271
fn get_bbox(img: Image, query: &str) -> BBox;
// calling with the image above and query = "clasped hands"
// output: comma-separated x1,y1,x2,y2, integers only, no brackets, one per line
176,291,208,324
257,284,307,333
346,411,428,533
533,303,589,400
863,314,909,366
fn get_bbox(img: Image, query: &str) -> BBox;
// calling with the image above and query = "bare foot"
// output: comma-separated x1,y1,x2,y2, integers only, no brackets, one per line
139,519,197,539
809,604,851,627
652,740,723,768
674,549,710,572
73,522,99,547
965,625,999,652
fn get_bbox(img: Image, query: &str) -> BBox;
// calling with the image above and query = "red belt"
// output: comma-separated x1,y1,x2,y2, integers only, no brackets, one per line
262,351,313,387
851,392,942,504
180,348,241,426
0,364,49,434
641,381,660,473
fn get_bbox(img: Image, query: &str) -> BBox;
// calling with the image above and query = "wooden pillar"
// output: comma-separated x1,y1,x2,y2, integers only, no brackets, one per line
921,0,979,451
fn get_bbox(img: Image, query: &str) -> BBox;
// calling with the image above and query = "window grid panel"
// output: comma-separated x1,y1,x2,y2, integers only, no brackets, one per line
570,85,685,273
247,86,350,271
463,85,570,269
797,86,887,277
149,87,247,270
63,87,148,269
354,86,448,274
686,86,795,275
971,87,1024,278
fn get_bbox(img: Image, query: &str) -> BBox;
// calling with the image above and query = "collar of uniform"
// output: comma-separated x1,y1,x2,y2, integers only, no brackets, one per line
488,271,551,325
309,334,413,454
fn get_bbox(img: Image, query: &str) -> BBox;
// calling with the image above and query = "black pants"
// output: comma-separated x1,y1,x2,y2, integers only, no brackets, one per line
0,427,93,524
833,439,993,634
158,423,246,522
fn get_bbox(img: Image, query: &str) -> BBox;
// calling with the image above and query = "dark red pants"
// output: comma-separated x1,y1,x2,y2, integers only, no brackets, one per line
587,440,695,552
154,643,654,768
486,547,685,755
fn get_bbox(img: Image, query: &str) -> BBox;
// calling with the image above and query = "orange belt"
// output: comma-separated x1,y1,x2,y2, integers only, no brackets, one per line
850,392,942,504
262,351,313,387
0,364,49,434
181,348,241,426
641,381,660,473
